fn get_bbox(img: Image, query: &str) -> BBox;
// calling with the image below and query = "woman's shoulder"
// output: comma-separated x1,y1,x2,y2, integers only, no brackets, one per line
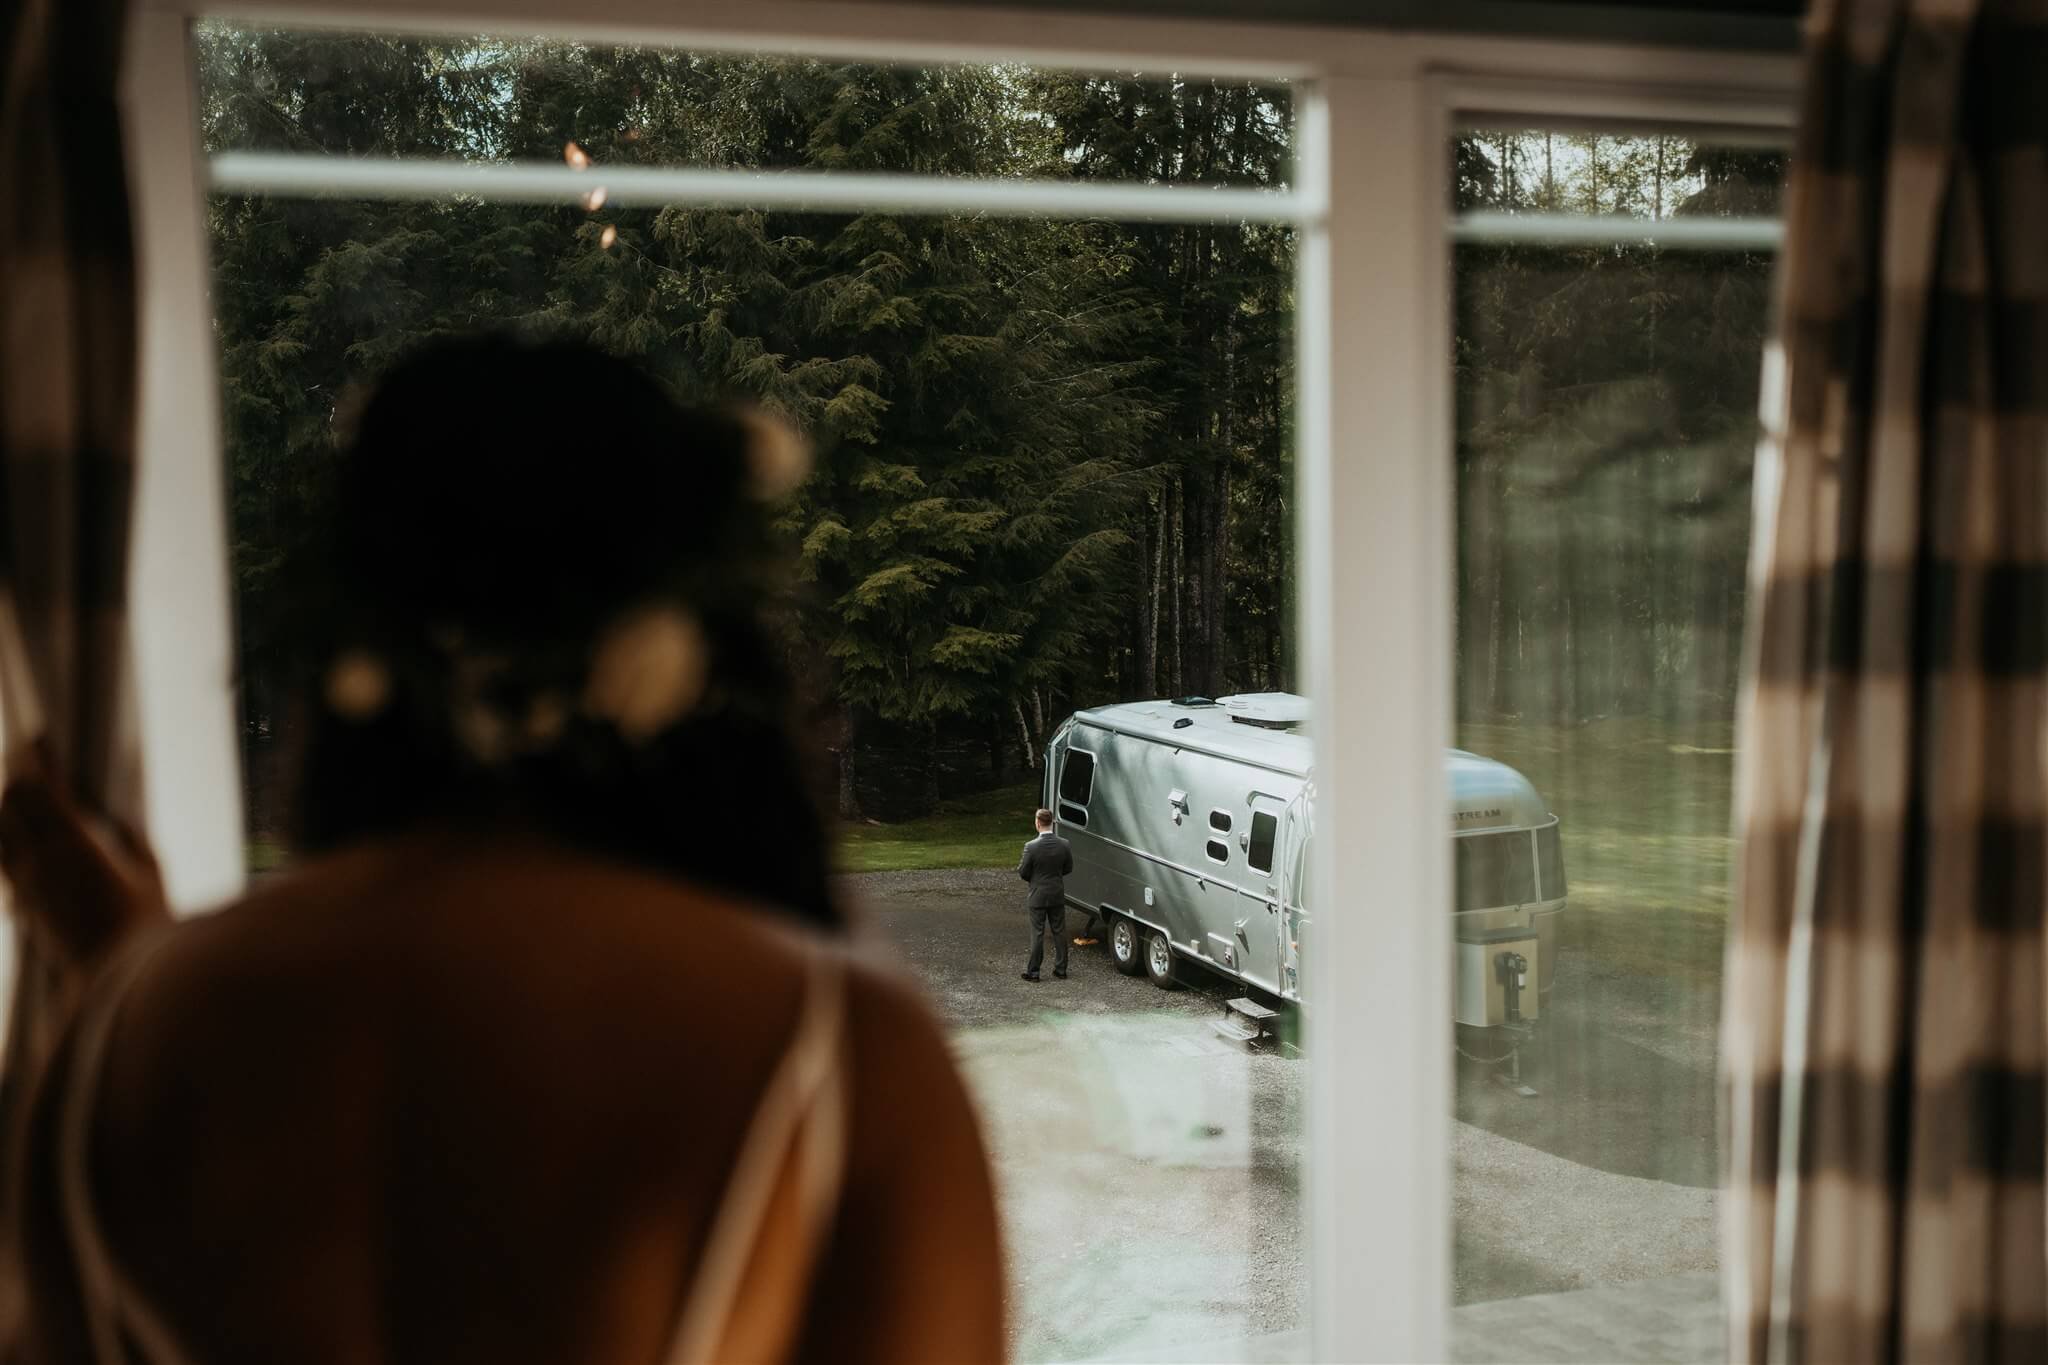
184,833,822,983
96,835,856,1120
48,837,981,1362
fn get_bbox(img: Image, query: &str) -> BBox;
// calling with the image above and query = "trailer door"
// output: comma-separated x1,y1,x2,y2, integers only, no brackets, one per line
1233,793,1290,993
1277,792,1313,1001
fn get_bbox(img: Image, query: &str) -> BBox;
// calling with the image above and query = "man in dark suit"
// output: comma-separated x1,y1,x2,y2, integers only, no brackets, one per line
1016,807,1074,981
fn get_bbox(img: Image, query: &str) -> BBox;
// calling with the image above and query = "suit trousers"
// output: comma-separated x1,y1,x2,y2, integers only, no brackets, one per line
1027,903,1068,976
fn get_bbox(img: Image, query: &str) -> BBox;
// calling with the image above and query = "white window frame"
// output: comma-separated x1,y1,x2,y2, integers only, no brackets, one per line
118,2,1798,1357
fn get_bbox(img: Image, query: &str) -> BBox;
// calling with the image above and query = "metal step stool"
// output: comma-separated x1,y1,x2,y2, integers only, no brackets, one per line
1211,996,1280,1049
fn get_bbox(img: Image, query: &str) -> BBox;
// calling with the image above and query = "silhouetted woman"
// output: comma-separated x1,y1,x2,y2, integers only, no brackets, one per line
0,336,1005,1364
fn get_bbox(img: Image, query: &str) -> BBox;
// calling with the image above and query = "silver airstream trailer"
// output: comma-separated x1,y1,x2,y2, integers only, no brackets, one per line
1043,693,1565,1040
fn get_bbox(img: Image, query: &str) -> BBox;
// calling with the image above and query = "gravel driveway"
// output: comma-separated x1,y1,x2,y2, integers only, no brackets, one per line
841,869,1723,1362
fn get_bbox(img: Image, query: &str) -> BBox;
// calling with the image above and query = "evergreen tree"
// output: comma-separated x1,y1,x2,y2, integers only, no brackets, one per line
199,30,1178,820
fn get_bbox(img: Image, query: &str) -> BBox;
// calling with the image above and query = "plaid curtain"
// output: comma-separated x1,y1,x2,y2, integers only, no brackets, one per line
0,0,140,1324
1725,0,2048,1360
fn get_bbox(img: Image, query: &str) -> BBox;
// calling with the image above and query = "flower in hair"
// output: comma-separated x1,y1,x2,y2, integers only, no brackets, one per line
738,409,812,500
325,650,392,720
584,605,707,743
525,692,569,745
455,701,510,763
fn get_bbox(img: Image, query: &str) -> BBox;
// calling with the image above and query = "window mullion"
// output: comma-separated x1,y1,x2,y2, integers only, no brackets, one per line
1298,71,1453,1363
122,7,248,911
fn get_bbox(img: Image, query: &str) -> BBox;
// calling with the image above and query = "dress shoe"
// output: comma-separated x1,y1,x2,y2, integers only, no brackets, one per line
1020,972,1041,982
1053,968,1068,979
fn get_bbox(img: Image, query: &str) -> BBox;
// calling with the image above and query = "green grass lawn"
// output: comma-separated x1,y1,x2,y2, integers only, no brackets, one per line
1462,715,1735,982
834,782,1042,874
246,789,1040,880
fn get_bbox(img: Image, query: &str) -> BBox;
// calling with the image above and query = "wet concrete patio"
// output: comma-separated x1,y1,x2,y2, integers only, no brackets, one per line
1084,1272,1720,1363
849,868,1722,1364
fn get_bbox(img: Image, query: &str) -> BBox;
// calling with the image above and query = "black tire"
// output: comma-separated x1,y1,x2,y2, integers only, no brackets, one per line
1108,914,1146,976
1143,928,1183,991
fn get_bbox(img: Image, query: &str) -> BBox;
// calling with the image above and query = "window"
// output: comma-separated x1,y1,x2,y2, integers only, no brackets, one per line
1209,808,1232,833
1448,118,1785,1360
1059,748,1096,807
124,11,1796,1358
190,23,1303,1364
1248,810,1278,875
1535,821,1565,902
1451,829,1536,913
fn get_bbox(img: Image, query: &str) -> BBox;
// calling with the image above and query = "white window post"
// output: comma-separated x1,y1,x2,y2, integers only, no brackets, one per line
1297,72,1453,1363
123,8,248,911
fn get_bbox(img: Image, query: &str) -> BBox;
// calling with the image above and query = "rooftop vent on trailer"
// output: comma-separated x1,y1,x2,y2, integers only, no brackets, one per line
1230,714,1300,731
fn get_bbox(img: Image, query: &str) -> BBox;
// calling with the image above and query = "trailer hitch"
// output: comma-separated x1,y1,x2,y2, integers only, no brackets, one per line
1494,949,1528,1026
1491,950,1538,1098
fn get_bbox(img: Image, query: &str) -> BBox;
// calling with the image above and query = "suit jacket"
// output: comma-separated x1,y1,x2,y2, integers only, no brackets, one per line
1016,831,1074,910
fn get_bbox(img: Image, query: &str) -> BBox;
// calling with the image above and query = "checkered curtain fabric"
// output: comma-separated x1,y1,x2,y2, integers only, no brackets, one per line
0,0,139,789
1724,0,2048,1359
0,0,139,1267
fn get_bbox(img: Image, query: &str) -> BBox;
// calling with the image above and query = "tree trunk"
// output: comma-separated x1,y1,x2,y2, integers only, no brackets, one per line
1211,300,1236,694
1486,525,1504,717
1205,463,1231,696
1559,514,1579,723
1170,478,1185,694
1014,700,1038,776
836,707,859,819
918,717,941,813
1139,490,1163,696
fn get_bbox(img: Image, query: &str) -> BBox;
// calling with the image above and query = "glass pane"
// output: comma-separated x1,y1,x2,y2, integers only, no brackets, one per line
1060,749,1096,806
1536,822,1565,902
1249,811,1277,873
199,30,1300,1364
1453,830,1537,913
1454,127,1785,219
1449,126,1785,1362
198,23,1293,188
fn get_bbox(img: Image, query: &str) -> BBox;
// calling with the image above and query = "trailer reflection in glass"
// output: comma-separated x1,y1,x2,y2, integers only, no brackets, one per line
1044,693,1565,1059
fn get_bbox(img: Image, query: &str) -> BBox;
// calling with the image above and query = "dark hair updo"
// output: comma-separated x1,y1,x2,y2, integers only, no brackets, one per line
281,334,839,929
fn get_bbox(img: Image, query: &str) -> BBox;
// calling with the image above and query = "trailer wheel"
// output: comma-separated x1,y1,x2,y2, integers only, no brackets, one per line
1144,929,1183,991
1108,915,1145,976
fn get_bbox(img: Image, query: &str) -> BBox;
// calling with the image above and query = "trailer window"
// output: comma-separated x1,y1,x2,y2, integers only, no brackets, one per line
1453,830,1537,913
1209,809,1232,833
1057,747,1094,829
1248,811,1278,875
1536,822,1565,901
1059,748,1096,806
1206,838,1230,864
